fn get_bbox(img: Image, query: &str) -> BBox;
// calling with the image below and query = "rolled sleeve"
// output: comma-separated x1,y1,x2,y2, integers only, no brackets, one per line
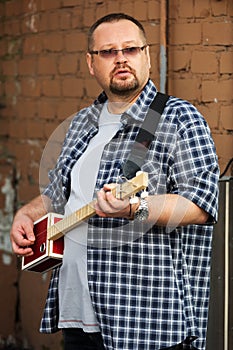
170,104,219,223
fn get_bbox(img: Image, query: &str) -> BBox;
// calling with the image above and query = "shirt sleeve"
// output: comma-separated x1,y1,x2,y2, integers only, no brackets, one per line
170,101,219,223
42,116,78,214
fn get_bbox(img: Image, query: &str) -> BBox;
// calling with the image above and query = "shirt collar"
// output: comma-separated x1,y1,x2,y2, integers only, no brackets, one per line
91,79,158,124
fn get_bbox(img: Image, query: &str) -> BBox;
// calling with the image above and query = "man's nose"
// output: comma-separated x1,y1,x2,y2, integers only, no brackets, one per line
114,50,127,63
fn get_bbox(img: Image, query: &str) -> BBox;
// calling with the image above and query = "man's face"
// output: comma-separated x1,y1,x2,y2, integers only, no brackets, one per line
86,20,151,100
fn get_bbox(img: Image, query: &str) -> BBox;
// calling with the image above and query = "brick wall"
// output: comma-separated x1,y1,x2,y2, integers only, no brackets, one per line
0,0,232,204
0,0,232,349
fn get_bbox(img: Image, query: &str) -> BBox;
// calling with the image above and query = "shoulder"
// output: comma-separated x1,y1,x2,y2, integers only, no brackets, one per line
164,95,209,132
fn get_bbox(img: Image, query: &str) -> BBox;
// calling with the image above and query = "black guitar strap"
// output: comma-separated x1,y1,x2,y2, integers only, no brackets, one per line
122,92,169,179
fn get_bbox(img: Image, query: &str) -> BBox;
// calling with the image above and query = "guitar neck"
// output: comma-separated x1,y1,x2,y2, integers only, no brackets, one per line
47,200,96,240
47,171,148,241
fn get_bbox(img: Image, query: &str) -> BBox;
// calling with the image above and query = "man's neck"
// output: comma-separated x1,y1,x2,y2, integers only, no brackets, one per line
107,90,142,114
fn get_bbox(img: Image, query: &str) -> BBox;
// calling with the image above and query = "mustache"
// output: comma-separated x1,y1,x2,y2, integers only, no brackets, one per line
111,64,136,76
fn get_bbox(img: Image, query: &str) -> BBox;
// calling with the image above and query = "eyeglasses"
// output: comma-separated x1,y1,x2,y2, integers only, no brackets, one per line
89,45,148,59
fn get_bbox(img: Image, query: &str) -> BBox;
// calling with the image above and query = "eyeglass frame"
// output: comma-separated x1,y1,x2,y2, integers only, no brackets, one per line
88,45,148,59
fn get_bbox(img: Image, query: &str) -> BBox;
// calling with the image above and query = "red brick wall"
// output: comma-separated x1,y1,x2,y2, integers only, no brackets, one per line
0,0,232,349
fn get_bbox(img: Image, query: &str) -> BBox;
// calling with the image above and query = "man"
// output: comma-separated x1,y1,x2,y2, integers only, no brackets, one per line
10,13,219,350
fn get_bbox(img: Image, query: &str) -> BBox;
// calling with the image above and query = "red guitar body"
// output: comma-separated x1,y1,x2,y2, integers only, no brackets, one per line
22,213,64,273
21,172,148,273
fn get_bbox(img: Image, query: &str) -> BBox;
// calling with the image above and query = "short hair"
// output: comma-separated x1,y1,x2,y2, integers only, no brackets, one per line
87,13,147,51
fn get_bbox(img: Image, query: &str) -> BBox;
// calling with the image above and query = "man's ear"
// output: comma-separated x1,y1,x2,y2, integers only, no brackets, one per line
86,53,94,76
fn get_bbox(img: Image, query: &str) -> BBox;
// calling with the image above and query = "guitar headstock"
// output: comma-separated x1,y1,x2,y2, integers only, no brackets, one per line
113,171,148,200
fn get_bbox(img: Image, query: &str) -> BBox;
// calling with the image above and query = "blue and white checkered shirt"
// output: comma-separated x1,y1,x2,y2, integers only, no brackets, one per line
40,80,219,350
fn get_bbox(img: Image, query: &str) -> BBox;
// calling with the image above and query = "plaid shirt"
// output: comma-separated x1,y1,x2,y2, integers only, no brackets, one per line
40,80,219,350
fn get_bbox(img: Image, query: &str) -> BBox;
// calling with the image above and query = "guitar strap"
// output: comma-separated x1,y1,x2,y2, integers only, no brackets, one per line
122,92,169,179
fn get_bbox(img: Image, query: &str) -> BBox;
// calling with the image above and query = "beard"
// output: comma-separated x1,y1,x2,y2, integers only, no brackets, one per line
109,65,139,96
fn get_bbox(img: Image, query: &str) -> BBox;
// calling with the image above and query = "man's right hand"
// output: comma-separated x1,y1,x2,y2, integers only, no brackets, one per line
10,212,36,257
10,194,52,257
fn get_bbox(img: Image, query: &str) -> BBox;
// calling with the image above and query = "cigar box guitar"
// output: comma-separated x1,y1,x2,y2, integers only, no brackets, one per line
22,171,148,273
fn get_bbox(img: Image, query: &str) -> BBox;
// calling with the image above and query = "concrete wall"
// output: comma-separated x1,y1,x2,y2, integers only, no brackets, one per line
0,0,232,349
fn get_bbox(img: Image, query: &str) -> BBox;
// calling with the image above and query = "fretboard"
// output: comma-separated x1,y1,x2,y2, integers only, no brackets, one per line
47,171,148,241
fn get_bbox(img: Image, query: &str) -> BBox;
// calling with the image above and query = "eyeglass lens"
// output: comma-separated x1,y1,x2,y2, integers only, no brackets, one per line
97,46,146,59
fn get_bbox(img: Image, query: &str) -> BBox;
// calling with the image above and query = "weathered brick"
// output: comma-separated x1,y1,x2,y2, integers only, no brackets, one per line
170,23,202,45
48,12,60,31
0,3,5,17
42,78,61,97
211,0,227,16
30,143,44,164
42,33,63,52
220,105,233,131
191,51,218,74
61,0,80,6
22,0,41,14
7,37,22,56
23,13,40,34
26,119,44,138
202,79,233,102
5,80,18,97
5,0,23,17
229,0,233,16
0,101,15,119
62,77,84,97
107,1,121,14
38,55,57,75
213,133,233,162
38,13,49,32
198,103,219,129
194,0,211,18
148,0,160,20
65,32,86,52
23,35,42,55
43,121,59,142
81,8,95,28
143,23,160,45
15,98,37,119
134,1,148,21
203,22,233,46
179,0,194,18
96,3,108,22
0,118,10,136
169,77,201,102
58,54,78,74
40,0,60,11
18,57,37,75
169,49,190,72
169,0,179,20
220,51,233,74
2,60,17,76
18,180,40,202
60,11,72,30
9,119,28,138
57,99,79,119
38,99,57,119
21,77,41,97
4,19,21,36
0,39,7,57
84,78,101,98
71,8,84,29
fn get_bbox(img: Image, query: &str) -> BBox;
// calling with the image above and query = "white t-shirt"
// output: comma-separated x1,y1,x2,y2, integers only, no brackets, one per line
58,103,122,332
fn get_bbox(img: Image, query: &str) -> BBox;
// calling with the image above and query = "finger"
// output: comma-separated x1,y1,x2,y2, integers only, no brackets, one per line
11,220,35,245
96,190,112,213
105,191,129,210
11,240,34,257
11,229,34,248
21,221,35,242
